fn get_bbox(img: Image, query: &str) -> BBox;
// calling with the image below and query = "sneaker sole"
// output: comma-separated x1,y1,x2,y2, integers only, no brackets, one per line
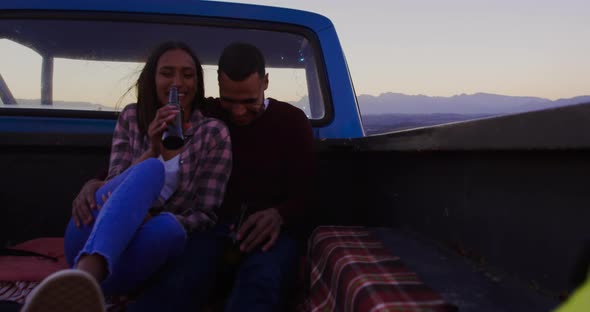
21,269,105,312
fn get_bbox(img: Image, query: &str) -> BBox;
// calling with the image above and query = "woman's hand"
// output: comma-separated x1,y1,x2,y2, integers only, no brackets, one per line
147,105,179,157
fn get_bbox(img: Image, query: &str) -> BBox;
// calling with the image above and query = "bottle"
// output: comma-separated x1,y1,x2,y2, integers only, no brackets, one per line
161,86,184,150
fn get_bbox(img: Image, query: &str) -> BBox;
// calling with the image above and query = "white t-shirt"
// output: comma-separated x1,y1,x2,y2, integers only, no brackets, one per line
158,154,181,201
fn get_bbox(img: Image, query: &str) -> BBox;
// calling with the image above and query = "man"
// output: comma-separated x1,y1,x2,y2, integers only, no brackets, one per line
128,43,316,311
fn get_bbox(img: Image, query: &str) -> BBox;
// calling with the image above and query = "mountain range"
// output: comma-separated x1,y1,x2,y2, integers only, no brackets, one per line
352,92,590,134
357,92,590,115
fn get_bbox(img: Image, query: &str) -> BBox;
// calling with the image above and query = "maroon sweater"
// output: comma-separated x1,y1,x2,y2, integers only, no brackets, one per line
202,98,316,227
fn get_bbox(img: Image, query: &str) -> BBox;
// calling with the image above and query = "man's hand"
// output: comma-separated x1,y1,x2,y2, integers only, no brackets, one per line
72,179,105,228
237,208,283,252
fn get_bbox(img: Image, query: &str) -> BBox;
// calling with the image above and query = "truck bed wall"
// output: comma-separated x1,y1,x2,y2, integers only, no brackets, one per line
314,148,589,296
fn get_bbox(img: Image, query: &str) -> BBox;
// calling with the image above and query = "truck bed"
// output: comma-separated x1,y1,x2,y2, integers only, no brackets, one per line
374,227,560,311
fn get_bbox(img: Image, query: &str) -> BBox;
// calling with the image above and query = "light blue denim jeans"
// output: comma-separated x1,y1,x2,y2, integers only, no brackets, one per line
64,158,186,296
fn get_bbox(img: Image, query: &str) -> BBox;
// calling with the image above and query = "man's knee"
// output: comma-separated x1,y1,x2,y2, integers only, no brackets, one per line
238,250,297,290
227,260,288,312
160,231,223,286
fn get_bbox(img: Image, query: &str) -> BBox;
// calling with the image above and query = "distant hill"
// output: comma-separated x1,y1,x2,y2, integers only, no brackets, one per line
357,92,590,115
356,92,590,134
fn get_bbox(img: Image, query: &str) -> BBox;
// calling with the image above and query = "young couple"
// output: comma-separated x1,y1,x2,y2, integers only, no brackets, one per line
20,42,315,312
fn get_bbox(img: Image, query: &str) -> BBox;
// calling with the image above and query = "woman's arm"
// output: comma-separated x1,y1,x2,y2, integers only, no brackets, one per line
131,103,182,165
107,105,136,179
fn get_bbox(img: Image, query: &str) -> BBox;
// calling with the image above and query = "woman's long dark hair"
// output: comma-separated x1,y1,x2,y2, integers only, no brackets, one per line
135,41,205,135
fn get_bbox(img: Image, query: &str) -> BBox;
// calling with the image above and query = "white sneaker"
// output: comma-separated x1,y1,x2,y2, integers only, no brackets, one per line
20,269,105,312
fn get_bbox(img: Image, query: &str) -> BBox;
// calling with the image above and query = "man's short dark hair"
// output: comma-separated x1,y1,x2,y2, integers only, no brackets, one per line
218,42,266,81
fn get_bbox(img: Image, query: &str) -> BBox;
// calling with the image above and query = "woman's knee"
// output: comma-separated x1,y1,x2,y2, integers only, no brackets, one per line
94,158,165,205
135,158,165,179
128,158,165,195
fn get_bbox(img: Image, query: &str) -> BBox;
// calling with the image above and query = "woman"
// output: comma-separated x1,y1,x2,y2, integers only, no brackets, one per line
20,41,232,312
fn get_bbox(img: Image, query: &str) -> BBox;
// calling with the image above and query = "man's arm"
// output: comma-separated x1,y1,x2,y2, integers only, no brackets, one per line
238,107,316,252
274,108,316,227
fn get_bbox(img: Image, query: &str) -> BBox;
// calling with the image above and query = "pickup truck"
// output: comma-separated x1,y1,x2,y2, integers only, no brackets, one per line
1,1,588,311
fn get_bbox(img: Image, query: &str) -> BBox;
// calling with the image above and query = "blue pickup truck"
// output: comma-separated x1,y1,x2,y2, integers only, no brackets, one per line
1,1,588,311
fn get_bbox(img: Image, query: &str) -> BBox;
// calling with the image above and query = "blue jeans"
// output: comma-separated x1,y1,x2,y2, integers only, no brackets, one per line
127,224,298,312
64,158,186,296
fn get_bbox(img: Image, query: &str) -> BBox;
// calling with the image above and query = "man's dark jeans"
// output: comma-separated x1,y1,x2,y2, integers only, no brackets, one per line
127,223,298,312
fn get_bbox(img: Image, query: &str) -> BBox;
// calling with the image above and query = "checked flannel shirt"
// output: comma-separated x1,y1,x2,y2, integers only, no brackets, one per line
107,103,232,231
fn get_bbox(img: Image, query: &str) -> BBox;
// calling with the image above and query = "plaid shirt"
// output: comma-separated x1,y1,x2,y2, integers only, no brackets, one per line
107,104,232,231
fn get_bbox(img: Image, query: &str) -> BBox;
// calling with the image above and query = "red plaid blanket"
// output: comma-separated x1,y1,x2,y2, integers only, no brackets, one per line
0,238,124,311
307,226,456,312
0,238,68,304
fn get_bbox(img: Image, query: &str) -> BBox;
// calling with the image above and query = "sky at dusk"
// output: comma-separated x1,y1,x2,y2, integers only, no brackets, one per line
1,0,588,108
226,0,590,100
